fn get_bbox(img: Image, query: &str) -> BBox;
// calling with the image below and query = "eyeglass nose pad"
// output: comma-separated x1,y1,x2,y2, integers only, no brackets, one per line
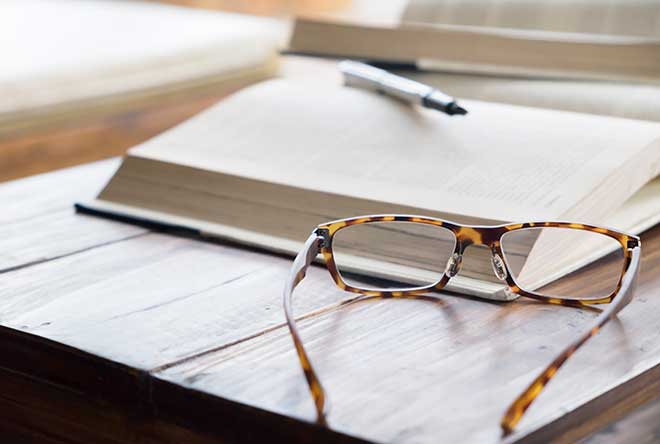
444,252,462,278
491,252,508,281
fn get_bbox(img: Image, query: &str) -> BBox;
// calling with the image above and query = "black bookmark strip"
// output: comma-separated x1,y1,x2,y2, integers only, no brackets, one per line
74,203,201,237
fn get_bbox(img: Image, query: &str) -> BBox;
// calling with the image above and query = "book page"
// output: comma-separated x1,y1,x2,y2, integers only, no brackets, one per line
131,79,660,224
400,70,660,123
283,56,660,124
403,0,660,38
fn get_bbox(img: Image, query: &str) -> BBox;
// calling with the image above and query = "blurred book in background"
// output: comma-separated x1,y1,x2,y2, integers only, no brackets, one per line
0,0,281,181
291,0,660,82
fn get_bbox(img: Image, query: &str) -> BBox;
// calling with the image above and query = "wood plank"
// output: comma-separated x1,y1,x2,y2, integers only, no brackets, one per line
515,365,660,444
0,159,118,222
0,232,345,369
0,160,147,272
0,325,364,444
578,395,660,444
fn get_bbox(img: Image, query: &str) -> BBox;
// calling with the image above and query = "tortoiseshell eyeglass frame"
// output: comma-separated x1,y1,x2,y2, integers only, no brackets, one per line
283,215,641,436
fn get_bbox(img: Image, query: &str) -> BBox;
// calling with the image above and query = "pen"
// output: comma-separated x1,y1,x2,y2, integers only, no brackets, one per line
339,60,468,116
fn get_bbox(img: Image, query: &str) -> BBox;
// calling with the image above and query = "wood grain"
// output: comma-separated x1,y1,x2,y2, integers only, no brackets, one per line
0,232,345,369
0,160,147,273
0,93,223,183
0,323,369,444
0,210,145,272
578,395,660,444
0,160,658,443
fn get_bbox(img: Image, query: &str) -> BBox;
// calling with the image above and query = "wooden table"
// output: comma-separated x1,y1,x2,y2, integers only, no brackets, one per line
0,160,659,443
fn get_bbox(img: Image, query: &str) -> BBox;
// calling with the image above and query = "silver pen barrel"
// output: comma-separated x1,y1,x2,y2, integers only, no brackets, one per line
339,60,466,116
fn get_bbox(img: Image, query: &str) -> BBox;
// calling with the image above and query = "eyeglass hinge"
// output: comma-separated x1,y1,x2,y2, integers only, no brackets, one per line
315,228,330,249
627,238,639,249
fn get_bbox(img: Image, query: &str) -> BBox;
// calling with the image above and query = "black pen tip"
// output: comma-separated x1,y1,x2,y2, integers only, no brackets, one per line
450,104,468,116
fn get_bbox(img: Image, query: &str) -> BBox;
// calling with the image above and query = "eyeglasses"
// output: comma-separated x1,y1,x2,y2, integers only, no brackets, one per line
283,215,640,435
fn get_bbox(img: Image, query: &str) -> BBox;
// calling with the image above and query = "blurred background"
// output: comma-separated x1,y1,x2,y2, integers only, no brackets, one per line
1,0,367,182
3,0,659,182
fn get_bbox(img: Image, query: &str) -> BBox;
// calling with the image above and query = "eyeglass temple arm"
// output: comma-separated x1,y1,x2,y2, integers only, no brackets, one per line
501,246,641,436
283,232,328,424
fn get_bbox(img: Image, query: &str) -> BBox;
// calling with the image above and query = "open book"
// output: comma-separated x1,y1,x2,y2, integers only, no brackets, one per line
79,78,660,299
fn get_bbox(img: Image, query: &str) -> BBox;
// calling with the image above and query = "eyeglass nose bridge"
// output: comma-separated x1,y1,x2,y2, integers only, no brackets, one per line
444,252,463,278
443,239,510,281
